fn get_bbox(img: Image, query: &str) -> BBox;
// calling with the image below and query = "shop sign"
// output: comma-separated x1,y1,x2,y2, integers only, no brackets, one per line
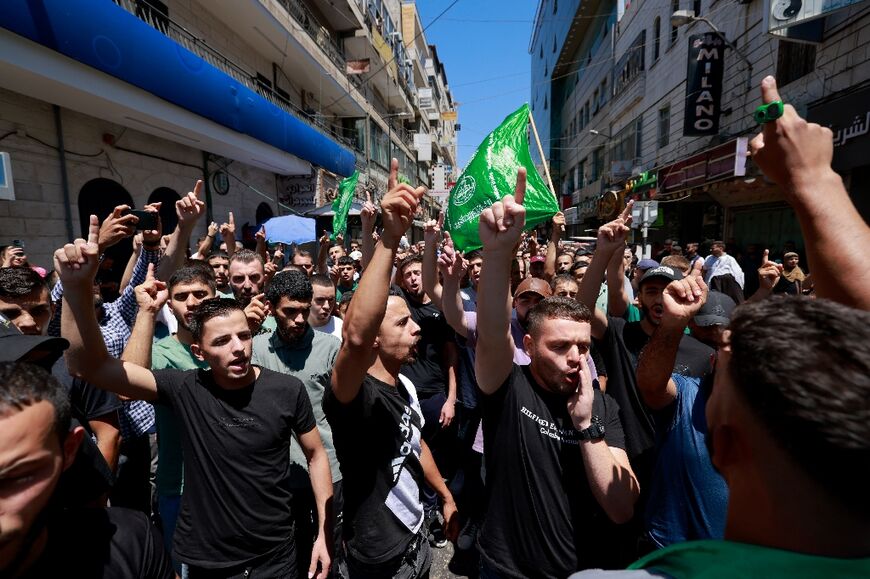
683,33,725,136
276,170,316,212
658,138,748,197
807,85,870,171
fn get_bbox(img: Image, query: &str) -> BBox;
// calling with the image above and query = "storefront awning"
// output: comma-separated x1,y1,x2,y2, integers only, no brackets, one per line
656,137,749,199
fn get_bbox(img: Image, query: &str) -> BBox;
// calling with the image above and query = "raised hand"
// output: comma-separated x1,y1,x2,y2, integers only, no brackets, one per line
551,211,566,241
176,180,206,229
98,205,137,253
757,248,784,291
567,354,595,431
360,190,377,231
219,211,236,239
596,200,634,257
749,76,836,195
207,221,219,238
271,243,285,266
423,211,444,246
55,215,101,288
662,268,708,324
142,202,163,246
134,263,169,314
479,168,527,254
381,158,427,243
437,235,467,283
2,246,27,267
244,293,270,333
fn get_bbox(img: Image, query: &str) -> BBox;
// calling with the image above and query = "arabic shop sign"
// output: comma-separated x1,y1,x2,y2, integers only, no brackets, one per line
807,85,870,172
683,33,725,136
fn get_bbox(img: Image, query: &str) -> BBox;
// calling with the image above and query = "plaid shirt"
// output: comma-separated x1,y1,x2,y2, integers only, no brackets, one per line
51,249,160,439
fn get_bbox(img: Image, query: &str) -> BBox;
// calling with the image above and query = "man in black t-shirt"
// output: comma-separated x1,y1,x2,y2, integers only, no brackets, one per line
324,160,459,578
0,361,173,579
474,170,639,578
56,228,334,579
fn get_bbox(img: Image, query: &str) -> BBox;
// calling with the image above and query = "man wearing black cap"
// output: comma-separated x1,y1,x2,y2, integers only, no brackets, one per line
634,274,728,549
578,207,715,560
689,291,736,349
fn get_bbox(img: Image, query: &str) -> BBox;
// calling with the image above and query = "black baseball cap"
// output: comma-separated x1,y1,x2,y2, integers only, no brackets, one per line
0,318,69,365
639,265,684,286
694,291,737,327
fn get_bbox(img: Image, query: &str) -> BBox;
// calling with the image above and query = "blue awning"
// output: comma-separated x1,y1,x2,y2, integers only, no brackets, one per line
0,0,356,176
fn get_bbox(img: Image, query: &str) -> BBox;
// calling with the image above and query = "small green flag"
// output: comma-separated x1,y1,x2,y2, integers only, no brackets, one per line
332,170,359,240
445,104,559,252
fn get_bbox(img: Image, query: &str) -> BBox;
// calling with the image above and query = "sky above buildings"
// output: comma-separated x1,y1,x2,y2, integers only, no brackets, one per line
416,0,537,169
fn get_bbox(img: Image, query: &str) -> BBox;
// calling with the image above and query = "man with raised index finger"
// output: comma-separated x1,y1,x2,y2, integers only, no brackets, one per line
57,215,334,579
324,159,459,579
474,168,639,578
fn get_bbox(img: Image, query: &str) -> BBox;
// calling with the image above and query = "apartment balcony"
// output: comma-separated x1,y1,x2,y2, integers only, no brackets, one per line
611,71,646,116
0,0,356,175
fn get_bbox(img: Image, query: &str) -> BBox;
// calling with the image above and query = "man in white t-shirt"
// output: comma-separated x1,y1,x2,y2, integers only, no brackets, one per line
703,241,745,289
309,274,343,339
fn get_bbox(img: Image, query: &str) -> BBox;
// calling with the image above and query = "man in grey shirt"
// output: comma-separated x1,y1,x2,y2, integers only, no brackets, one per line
252,270,343,574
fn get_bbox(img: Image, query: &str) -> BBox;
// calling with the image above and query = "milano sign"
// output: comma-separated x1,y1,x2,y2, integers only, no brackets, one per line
683,33,725,136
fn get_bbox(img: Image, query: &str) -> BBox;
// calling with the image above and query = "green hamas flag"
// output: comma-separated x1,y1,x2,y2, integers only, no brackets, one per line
445,103,558,252
332,170,359,240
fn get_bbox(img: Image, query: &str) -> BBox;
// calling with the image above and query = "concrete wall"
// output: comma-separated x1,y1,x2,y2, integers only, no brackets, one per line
0,87,279,269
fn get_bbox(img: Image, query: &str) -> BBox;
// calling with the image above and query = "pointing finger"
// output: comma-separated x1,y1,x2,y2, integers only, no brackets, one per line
619,199,635,222
88,215,100,245
228,212,235,226
760,75,781,105
762,248,770,263
437,210,444,229
145,262,156,282
691,257,703,278
513,168,527,205
193,180,204,199
388,158,399,191
366,190,372,204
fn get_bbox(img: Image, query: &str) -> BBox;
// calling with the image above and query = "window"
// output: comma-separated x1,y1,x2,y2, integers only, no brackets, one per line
544,95,548,110
658,105,671,148
600,78,608,106
591,147,605,181
578,160,586,187
635,116,644,159
776,41,816,86
653,17,661,61
670,0,680,44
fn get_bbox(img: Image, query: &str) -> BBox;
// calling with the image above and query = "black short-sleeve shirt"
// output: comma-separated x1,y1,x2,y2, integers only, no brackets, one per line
153,367,316,569
400,294,454,398
22,507,173,578
478,364,626,578
324,374,425,565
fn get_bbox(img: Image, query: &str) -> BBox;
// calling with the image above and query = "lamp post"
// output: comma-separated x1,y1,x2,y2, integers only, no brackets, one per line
671,10,753,91
589,129,613,139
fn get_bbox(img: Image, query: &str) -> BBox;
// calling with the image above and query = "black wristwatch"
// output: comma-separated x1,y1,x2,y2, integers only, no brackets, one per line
578,416,605,441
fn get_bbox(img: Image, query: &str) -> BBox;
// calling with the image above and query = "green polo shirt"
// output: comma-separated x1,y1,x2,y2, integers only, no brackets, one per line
251,326,342,487
151,335,208,497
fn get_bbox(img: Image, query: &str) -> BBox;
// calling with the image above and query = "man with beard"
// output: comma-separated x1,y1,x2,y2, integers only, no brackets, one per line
229,249,276,334
58,217,334,578
292,249,316,277
397,253,458,547
120,263,215,574
474,169,639,577
206,252,234,298
634,274,728,550
252,270,343,577
0,362,174,578
324,160,458,578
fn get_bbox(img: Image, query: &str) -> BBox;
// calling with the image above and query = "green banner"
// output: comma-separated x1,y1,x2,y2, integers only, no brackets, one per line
332,170,359,240
444,104,559,252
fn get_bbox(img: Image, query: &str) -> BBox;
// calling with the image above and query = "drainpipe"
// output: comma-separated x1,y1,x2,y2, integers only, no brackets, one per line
52,105,74,239
201,151,214,224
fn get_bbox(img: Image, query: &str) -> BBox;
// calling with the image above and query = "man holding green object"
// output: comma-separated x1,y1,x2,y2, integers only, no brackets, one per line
445,104,559,252
332,171,360,241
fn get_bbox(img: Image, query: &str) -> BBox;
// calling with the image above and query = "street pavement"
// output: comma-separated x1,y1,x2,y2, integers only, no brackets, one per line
431,542,478,578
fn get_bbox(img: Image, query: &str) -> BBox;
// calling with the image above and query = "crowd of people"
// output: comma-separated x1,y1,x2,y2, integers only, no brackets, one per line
0,77,868,579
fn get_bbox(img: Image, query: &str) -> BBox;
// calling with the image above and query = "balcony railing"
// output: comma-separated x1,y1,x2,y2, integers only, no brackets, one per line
114,0,361,152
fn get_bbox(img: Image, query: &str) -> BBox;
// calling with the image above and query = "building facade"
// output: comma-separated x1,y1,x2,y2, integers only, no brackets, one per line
0,0,458,271
531,0,870,256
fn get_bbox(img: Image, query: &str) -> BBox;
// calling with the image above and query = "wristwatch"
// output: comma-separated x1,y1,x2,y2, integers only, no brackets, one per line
578,416,605,441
